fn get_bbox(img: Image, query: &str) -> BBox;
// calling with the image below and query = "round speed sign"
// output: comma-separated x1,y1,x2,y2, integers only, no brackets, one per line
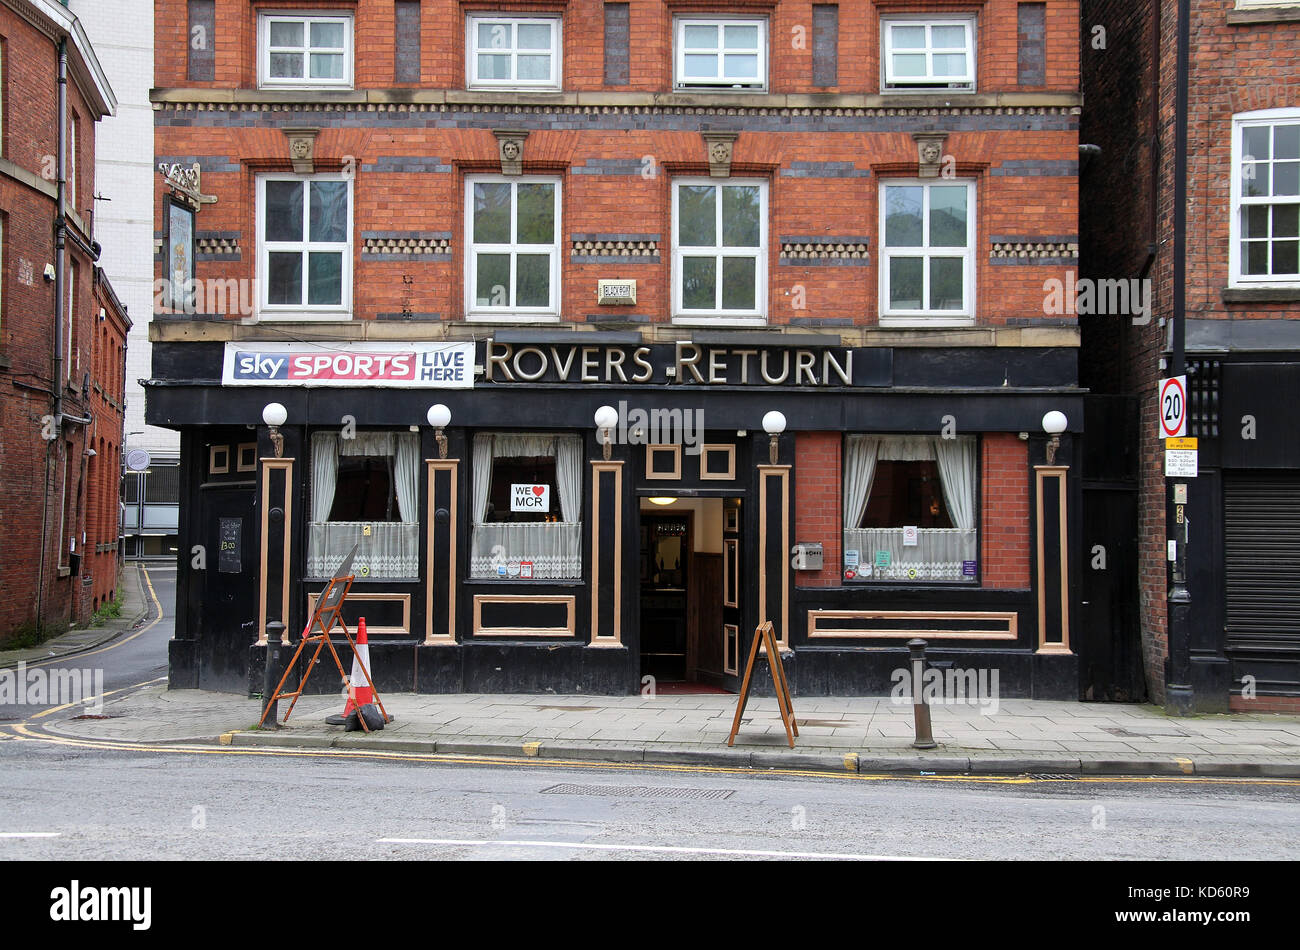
1159,377,1187,438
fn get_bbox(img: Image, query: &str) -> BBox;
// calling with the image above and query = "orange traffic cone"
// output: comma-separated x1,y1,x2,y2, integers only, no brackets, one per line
326,618,373,725
342,617,374,716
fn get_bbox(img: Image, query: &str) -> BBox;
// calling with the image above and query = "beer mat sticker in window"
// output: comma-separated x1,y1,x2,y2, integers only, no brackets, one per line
223,341,474,387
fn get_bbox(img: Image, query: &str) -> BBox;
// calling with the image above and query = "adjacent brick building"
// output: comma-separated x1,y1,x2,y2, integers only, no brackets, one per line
1083,0,1300,711
149,1,1086,697
0,0,118,640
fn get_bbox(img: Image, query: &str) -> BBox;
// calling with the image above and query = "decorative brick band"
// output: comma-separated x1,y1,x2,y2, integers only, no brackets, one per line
780,161,871,178
571,236,660,261
361,156,452,173
361,231,452,260
154,103,1080,137
780,237,870,265
156,100,1080,119
196,232,241,260
989,240,1078,264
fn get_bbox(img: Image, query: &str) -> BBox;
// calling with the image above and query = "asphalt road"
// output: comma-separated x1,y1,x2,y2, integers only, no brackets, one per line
0,564,173,721
1,738,1298,861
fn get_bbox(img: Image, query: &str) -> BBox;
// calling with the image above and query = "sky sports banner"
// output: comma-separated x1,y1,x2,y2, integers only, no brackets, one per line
222,342,474,388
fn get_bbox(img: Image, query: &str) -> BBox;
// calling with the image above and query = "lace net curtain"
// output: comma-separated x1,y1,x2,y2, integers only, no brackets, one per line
843,435,978,581
308,431,420,579
471,433,583,579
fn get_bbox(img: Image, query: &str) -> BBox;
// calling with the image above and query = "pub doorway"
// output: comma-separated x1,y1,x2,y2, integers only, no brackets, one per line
638,498,735,691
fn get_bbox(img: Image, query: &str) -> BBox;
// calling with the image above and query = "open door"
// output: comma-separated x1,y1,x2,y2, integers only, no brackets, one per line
721,498,743,687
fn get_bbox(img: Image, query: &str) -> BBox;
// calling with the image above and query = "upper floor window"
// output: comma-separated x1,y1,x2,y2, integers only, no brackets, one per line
879,180,975,326
672,178,767,325
257,174,352,320
465,176,561,320
675,17,767,91
1231,109,1300,286
881,18,975,93
467,16,561,90
259,14,353,89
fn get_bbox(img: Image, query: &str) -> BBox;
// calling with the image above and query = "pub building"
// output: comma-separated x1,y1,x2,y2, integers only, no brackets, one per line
152,331,1081,699
148,0,1086,699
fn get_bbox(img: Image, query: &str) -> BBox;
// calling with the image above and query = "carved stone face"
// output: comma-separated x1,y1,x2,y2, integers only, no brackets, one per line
501,140,522,161
290,138,311,159
710,142,731,164
920,142,942,165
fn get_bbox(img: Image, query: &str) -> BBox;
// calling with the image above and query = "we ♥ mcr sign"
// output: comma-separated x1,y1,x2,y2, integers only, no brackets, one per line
511,484,551,513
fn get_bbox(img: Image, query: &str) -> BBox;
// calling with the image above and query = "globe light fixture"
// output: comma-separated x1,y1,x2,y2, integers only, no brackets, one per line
1042,410,1067,465
595,405,619,460
262,402,287,458
762,410,787,464
428,404,452,458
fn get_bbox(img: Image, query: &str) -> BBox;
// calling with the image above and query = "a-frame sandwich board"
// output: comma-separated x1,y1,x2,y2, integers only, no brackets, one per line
726,620,798,748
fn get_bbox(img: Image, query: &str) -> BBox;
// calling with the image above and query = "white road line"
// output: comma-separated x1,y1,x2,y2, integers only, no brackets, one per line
376,837,951,860
0,832,61,838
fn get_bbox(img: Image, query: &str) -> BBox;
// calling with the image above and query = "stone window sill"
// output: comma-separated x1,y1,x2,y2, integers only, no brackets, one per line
1222,286,1300,303
1227,7,1300,25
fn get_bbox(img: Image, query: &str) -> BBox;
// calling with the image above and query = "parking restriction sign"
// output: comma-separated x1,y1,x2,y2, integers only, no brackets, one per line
1159,376,1187,438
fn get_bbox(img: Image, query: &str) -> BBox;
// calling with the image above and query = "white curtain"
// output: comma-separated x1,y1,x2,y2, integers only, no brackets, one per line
555,435,582,524
472,434,494,523
311,432,338,522
843,436,880,532
308,522,420,579
469,523,583,579
878,436,936,461
933,436,977,531
843,527,978,582
394,432,419,524
339,431,395,456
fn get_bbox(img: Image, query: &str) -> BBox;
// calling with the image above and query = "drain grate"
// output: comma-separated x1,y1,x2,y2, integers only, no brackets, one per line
69,714,116,721
541,783,735,801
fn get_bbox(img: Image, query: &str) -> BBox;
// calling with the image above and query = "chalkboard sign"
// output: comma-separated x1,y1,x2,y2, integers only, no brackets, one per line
218,518,241,573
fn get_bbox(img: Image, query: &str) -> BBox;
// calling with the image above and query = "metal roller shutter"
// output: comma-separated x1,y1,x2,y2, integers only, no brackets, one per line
1224,474,1300,644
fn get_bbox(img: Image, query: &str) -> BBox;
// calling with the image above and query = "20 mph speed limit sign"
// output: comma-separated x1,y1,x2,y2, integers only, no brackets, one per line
1159,376,1187,438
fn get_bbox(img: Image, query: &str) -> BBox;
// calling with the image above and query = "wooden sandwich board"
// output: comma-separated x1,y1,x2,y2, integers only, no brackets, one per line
726,620,798,748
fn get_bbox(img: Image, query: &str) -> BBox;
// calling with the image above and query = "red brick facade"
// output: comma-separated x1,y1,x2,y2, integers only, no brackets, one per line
1083,0,1300,705
794,431,840,587
153,0,1080,329
980,433,1030,589
0,2,117,640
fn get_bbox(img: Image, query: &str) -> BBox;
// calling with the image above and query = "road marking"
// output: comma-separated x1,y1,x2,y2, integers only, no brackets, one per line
6,724,1300,789
0,832,61,838
21,565,165,671
376,837,950,861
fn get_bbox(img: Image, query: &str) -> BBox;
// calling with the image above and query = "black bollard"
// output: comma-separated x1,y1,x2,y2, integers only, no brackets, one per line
261,621,285,728
907,638,937,749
